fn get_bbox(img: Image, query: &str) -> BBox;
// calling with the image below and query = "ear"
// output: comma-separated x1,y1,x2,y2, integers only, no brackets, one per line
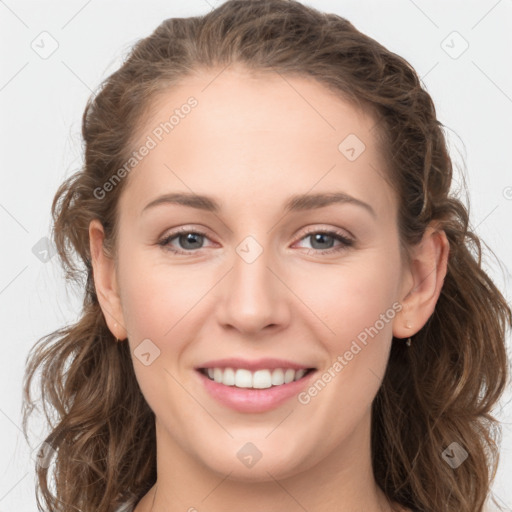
393,221,450,339
89,219,127,340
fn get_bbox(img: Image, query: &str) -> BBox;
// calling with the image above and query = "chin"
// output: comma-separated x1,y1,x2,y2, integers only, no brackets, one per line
193,441,316,483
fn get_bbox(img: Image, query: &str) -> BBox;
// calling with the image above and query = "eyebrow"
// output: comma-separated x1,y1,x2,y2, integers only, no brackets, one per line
141,191,376,218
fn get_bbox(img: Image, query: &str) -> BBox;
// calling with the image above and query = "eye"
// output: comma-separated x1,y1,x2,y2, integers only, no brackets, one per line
157,226,354,256
157,226,212,254
293,228,354,255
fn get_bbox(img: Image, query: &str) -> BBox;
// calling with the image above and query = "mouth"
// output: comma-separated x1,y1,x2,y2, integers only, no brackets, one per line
197,366,316,389
194,362,318,413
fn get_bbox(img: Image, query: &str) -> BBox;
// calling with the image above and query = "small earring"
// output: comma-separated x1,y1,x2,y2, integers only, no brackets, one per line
113,322,121,342
405,320,413,347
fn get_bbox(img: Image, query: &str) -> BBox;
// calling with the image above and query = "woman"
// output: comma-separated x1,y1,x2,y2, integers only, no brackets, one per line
22,1,511,511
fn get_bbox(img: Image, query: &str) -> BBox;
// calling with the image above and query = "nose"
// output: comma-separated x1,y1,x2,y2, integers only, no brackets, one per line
215,241,291,336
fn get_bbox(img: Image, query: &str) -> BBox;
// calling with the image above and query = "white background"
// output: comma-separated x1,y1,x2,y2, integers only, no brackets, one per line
0,0,511,510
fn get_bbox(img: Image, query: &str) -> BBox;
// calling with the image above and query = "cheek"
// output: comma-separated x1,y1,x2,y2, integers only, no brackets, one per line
118,252,204,413
295,264,399,434
303,256,400,346
118,249,208,342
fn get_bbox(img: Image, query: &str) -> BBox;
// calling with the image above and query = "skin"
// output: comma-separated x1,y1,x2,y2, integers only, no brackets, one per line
89,65,449,512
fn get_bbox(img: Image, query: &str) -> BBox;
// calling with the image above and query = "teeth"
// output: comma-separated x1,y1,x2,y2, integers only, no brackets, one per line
271,369,285,386
253,370,272,389
235,369,253,388
202,367,310,388
223,367,236,386
284,368,295,384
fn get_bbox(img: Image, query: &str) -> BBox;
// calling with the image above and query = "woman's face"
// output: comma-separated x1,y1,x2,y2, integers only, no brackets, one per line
92,66,418,481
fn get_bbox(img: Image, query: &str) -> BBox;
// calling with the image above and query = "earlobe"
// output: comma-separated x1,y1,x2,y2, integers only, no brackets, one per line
89,219,127,341
393,222,450,340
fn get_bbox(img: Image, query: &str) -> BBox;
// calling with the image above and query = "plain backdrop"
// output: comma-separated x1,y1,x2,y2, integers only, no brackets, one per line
0,0,511,510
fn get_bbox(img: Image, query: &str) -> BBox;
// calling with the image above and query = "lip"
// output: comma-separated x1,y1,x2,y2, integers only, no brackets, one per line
195,357,313,371
195,366,317,413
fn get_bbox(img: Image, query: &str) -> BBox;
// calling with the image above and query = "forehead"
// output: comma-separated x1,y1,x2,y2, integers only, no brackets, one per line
120,66,395,221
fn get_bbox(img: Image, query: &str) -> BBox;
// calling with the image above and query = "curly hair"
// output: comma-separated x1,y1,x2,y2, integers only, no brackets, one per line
22,1,511,511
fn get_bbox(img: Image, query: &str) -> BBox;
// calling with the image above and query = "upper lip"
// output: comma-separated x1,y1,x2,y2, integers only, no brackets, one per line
195,358,315,371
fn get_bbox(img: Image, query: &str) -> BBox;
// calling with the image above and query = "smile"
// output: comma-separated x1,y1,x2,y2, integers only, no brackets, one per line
199,367,315,389
195,360,318,413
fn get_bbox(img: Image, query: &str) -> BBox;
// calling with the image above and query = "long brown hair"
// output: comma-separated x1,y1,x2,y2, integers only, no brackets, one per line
22,1,512,511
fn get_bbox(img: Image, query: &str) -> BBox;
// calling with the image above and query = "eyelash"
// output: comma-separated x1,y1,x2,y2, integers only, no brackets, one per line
157,226,354,256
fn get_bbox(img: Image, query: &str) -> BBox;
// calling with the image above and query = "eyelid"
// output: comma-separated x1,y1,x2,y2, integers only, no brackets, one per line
296,224,354,241
158,224,353,241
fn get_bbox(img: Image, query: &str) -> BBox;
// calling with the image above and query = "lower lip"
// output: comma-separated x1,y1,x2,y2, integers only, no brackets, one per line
196,369,317,413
